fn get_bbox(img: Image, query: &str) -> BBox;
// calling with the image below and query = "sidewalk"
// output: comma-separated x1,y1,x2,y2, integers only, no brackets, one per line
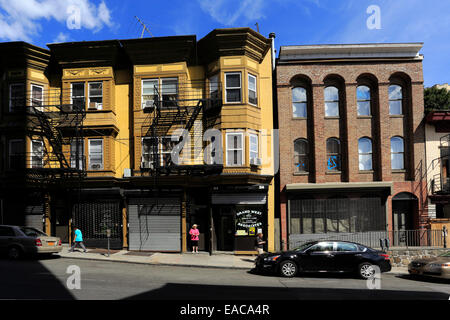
58,245,409,275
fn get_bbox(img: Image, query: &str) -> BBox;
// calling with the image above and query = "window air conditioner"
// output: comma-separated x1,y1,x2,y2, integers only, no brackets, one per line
88,102,102,110
250,157,262,166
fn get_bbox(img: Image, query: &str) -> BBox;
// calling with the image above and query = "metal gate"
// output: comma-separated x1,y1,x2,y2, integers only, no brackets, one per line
128,197,181,251
72,201,122,249
25,205,44,231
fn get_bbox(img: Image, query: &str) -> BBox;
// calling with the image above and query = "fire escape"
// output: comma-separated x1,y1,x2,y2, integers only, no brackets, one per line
24,89,86,185
140,79,223,175
431,134,450,194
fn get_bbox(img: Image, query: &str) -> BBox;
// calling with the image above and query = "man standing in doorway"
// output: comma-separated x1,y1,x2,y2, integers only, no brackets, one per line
69,226,87,253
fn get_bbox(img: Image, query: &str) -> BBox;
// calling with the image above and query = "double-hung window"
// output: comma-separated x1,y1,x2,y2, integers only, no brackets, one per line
9,139,24,169
209,74,220,100
249,133,259,164
161,78,178,108
357,85,371,116
225,72,241,103
389,85,403,115
391,136,404,170
142,79,158,109
31,140,44,168
71,83,85,111
9,83,25,112
358,137,373,171
88,139,103,170
88,82,103,110
292,87,307,118
324,86,339,117
226,132,244,166
70,140,84,170
31,84,44,112
248,74,257,105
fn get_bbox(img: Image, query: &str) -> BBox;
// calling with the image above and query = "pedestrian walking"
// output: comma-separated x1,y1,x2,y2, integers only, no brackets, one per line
69,226,87,253
189,224,200,253
254,233,266,255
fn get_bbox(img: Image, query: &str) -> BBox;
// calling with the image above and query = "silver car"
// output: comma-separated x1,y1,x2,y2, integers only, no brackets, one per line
408,251,450,280
0,225,62,259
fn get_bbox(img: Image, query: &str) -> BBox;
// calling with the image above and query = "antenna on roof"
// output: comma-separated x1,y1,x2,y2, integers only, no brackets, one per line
255,22,260,33
135,16,153,38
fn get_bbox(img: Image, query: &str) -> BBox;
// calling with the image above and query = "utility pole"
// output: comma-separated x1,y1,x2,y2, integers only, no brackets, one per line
135,16,153,38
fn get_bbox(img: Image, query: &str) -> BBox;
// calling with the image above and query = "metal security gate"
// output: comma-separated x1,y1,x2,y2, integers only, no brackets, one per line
128,197,181,251
72,201,122,249
25,205,44,231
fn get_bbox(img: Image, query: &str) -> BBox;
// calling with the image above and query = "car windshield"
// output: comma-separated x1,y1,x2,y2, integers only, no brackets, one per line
294,242,316,252
438,251,450,257
19,227,48,237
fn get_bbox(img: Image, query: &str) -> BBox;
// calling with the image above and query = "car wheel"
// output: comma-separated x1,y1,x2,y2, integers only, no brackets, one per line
358,262,376,280
8,246,22,260
279,260,298,278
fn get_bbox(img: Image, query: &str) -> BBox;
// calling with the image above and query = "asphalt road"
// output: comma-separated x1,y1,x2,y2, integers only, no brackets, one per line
0,256,449,300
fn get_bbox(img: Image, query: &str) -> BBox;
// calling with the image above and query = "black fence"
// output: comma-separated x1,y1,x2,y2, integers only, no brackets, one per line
289,229,447,250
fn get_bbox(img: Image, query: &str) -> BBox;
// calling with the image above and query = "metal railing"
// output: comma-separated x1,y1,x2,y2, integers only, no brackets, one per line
289,229,447,250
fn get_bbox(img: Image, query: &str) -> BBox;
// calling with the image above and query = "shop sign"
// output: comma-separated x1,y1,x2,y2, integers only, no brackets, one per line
236,210,263,236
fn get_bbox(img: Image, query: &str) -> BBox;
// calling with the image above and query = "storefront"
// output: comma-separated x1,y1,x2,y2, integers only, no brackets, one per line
211,184,268,253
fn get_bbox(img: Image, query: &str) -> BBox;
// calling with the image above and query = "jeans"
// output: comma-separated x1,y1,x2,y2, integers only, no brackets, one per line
70,241,87,252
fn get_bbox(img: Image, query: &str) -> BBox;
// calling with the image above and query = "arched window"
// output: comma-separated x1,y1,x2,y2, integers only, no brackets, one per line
389,85,403,115
326,138,341,171
358,137,372,171
357,85,371,116
324,86,339,117
294,139,309,172
292,87,307,118
391,136,404,170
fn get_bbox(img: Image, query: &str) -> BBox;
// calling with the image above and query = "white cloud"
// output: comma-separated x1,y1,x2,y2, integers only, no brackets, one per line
52,32,70,43
197,0,266,26
0,0,115,41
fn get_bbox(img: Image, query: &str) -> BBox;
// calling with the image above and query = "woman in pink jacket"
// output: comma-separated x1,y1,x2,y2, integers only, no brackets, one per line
189,224,200,253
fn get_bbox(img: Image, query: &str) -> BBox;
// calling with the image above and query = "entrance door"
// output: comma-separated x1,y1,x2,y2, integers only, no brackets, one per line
213,207,235,251
392,193,417,246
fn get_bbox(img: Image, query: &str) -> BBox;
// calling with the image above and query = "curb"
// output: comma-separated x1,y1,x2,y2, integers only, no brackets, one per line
58,254,253,271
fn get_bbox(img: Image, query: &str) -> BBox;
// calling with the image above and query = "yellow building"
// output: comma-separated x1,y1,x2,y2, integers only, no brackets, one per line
0,28,276,254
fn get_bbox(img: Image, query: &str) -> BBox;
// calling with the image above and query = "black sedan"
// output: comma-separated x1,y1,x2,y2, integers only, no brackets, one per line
255,241,391,279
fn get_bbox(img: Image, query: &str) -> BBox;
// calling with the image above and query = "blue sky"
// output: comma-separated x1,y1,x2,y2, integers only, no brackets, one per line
0,0,448,87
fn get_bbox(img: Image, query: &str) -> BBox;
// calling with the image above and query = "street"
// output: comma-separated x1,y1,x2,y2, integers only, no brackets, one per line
0,256,449,300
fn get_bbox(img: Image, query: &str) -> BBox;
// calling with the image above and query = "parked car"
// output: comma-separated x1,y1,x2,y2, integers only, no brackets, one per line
408,251,450,280
255,240,392,279
0,225,62,259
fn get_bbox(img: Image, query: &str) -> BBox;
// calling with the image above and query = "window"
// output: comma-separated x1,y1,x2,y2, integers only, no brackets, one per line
292,87,307,118
9,83,25,112
307,242,334,253
326,138,341,171
336,242,358,252
248,74,257,105
391,136,404,170
226,132,244,166
249,133,259,163
160,136,178,166
141,138,153,167
357,85,371,116
324,86,339,117
209,74,220,100
88,82,103,110
389,85,403,115
71,83,85,111
9,139,24,169
88,139,103,170
70,140,84,170
142,79,158,109
358,137,373,171
31,140,44,168
294,139,309,172
31,84,44,111
225,72,241,103
161,78,178,108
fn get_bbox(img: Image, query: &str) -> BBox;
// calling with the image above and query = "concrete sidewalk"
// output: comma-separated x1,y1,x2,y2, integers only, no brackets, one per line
58,245,409,274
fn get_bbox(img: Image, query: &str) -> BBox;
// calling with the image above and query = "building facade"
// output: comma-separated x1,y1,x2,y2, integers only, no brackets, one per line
0,28,277,254
276,43,428,250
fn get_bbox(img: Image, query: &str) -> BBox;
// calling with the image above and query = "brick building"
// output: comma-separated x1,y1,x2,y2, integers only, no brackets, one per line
275,43,427,250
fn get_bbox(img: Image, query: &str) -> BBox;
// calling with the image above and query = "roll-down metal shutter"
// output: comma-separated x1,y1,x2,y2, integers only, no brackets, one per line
128,197,181,251
25,205,44,231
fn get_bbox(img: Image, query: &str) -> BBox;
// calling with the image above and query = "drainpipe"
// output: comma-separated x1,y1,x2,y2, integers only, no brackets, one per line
269,32,276,71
